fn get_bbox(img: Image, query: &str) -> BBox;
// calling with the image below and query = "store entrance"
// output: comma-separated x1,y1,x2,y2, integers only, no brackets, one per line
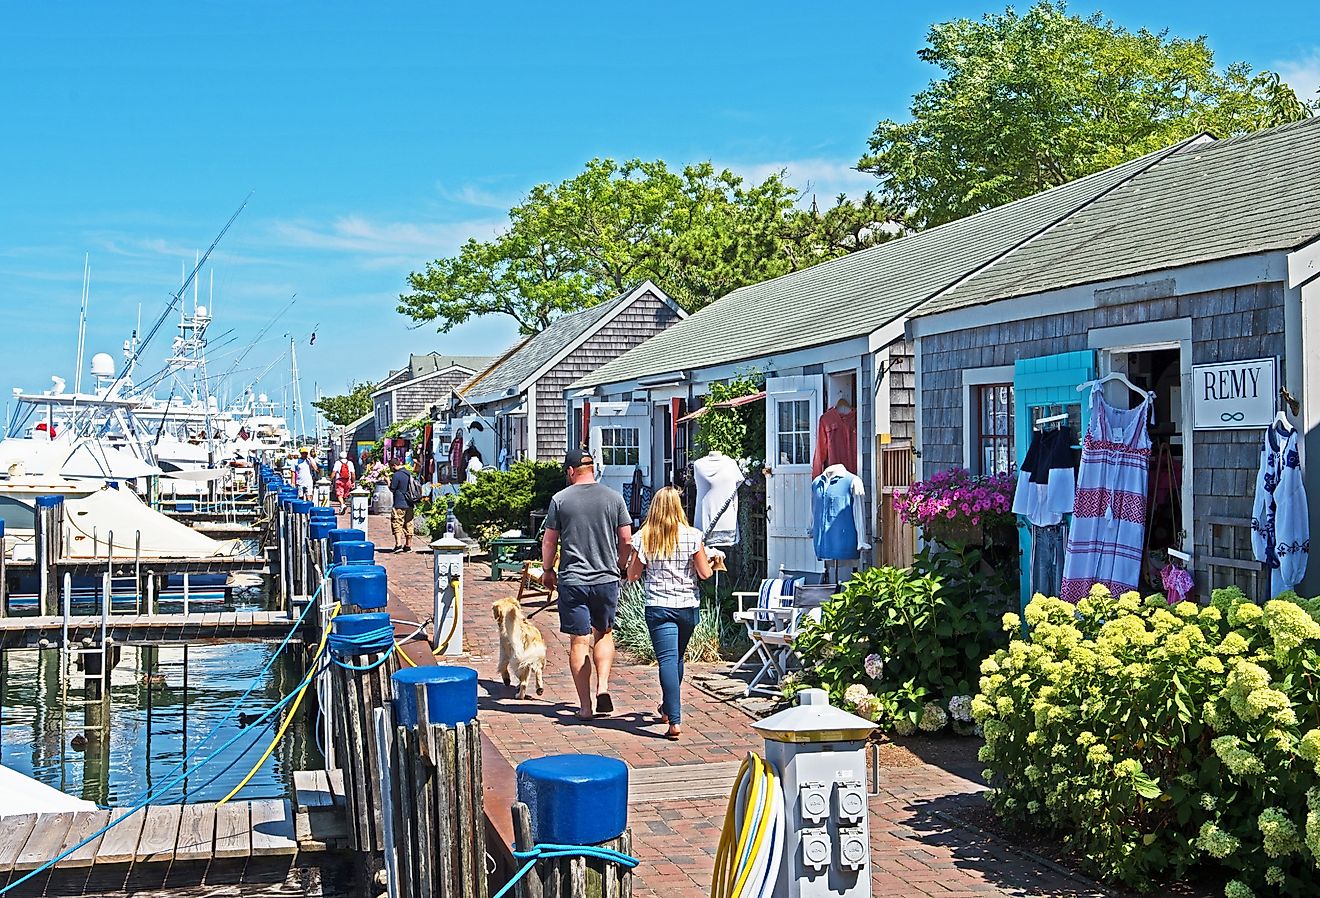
1109,346,1188,596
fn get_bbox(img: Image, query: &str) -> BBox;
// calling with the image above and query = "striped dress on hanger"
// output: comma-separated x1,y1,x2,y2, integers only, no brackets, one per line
1058,386,1152,602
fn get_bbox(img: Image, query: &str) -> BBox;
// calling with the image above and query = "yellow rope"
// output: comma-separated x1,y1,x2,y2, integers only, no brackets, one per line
216,603,340,805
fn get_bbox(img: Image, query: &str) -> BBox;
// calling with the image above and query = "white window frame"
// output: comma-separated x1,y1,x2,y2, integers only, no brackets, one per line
773,395,814,468
961,365,1015,471
598,425,641,468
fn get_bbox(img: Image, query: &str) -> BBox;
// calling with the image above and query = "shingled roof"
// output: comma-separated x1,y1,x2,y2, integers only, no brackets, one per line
573,138,1196,390
915,116,1320,317
464,281,676,405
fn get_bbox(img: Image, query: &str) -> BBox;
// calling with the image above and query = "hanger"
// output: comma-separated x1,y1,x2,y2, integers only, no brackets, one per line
1076,371,1147,399
835,396,852,412
1275,409,1295,434
1034,412,1068,432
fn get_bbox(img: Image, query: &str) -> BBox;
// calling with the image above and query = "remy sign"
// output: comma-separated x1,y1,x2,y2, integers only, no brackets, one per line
1192,357,1276,429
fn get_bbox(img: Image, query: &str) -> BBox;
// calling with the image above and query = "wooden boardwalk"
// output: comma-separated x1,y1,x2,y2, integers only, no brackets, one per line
0,611,300,648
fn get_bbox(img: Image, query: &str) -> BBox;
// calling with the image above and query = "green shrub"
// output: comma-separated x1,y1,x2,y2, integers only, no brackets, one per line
977,585,1320,894
693,371,766,459
452,460,563,541
414,495,449,536
614,580,743,663
793,543,1013,730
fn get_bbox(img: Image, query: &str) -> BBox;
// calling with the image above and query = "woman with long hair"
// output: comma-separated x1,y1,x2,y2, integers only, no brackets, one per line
626,486,713,740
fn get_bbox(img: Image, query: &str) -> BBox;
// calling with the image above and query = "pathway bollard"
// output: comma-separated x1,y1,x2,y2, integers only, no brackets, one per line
752,688,876,898
386,665,487,898
511,754,633,898
351,485,370,531
431,535,466,655
329,610,400,853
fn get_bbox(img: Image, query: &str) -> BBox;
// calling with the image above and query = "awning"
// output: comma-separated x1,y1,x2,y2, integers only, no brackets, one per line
676,390,766,423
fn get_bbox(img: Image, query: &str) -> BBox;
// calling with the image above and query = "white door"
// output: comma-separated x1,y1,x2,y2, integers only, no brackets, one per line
765,376,823,575
588,402,652,497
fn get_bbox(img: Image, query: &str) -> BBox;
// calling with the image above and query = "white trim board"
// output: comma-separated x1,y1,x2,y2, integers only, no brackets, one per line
960,366,1015,471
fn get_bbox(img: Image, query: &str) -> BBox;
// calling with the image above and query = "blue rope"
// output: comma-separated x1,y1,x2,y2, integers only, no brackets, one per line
491,843,639,898
328,622,396,666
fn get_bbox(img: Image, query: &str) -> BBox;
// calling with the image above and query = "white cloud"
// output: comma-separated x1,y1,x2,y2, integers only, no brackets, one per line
267,215,505,268
721,157,878,206
1275,50,1320,103
435,181,522,211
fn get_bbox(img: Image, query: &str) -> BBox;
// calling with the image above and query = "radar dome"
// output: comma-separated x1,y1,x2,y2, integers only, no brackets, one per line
90,353,115,378
196,305,208,319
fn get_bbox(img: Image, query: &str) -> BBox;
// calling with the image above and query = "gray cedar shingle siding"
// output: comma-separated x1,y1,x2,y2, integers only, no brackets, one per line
534,292,683,460
918,280,1286,591
886,339,916,442
393,367,475,421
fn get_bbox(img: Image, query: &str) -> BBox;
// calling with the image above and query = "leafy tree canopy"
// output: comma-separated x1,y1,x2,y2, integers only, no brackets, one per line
313,382,375,426
858,1,1313,228
399,159,898,333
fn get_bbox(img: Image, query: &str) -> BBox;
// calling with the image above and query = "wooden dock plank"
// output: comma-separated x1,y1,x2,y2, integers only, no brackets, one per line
211,801,251,859
173,803,216,861
294,770,334,809
134,804,183,863
249,800,298,857
93,806,148,865
0,813,38,873
13,811,76,871
55,809,112,868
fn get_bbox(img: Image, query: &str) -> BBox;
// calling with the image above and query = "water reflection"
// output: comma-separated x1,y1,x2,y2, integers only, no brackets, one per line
1,639,321,805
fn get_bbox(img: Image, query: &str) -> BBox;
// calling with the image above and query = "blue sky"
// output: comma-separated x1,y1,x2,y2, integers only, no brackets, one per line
2,2,1317,433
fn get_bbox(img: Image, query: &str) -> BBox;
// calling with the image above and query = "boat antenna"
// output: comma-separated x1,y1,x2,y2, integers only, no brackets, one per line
74,254,90,397
100,194,250,403
214,293,296,388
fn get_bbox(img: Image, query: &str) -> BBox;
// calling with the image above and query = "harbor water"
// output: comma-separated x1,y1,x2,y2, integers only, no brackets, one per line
0,635,322,806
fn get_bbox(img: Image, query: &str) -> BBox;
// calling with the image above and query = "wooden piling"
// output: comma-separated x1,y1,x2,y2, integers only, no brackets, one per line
389,711,488,898
328,649,398,853
510,804,632,898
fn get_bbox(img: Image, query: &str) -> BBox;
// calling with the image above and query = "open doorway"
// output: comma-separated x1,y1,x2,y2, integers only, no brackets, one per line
1109,346,1187,596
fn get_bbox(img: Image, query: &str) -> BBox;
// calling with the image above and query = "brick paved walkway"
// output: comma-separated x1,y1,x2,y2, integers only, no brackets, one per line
361,517,1110,898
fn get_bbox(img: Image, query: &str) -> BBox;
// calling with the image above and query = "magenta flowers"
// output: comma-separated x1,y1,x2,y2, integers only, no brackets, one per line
897,466,1015,531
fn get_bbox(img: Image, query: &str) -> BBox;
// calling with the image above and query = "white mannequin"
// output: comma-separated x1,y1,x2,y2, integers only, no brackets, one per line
694,451,742,546
817,463,870,552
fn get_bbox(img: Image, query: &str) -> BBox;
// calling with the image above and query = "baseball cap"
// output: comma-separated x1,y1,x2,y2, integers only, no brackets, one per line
564,448,594,469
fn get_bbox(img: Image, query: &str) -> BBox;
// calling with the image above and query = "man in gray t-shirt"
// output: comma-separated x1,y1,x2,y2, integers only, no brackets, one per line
542,448,632,721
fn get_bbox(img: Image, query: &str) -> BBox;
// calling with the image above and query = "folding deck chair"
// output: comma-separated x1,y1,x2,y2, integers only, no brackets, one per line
731,574,822,696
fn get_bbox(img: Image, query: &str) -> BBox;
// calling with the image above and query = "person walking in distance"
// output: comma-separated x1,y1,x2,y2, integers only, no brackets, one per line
541,449,632,721
295,447,315,500
388,459,417,553
626,487,714,740
333,455,356,514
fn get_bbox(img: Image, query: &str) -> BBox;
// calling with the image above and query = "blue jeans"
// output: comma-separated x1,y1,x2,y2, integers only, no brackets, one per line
645,605,699,726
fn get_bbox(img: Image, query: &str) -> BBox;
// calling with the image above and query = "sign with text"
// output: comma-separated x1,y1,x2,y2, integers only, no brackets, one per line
1192,357,1276,429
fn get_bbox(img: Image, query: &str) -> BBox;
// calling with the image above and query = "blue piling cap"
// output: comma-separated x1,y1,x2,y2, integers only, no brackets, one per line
175,501,195,513
392,666,478,728
290,499,313,515
331,612,393,656
327,527,366,547
332,540,375,565
310,506,337,519
310,520,335,541
333,563,388,609
516,755,628,845
35,495,65,508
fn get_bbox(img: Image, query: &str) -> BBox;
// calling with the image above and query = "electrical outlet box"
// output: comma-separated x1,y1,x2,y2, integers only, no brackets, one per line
801,828,831,871
837,826,867,871
799,781,829,823
833,780,866,824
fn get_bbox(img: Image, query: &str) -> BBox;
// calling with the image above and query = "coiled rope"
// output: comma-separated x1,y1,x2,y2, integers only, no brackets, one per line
490,843,639,898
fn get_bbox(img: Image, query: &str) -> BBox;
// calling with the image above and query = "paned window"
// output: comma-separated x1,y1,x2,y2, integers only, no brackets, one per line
600,426,640,467
776,399,811,466
976,384,1014,475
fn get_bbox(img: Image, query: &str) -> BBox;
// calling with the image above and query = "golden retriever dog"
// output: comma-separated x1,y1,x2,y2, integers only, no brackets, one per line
492,597,546,700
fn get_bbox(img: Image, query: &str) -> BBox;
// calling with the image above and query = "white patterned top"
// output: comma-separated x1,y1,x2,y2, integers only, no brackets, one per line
635,525,704,609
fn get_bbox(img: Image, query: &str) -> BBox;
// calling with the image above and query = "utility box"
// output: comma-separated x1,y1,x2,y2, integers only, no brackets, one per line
753,688,876,898
431,535,466,656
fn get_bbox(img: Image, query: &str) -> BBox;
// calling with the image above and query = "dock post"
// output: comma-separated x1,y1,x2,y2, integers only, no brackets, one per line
0,520,7,618
388,665,487,898
35,495,64,617
328,611,399,854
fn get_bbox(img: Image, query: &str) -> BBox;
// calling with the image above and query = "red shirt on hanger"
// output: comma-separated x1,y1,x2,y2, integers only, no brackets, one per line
812,404,857,478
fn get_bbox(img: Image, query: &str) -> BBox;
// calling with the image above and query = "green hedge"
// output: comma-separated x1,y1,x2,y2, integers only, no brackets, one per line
793,543,1014,732
976,586,1320,896
452,460,562,543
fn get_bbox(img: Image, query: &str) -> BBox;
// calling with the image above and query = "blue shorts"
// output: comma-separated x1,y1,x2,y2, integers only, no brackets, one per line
558,581,620,636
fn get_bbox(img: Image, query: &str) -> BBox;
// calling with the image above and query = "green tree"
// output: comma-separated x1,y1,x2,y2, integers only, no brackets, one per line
399,158,898,332
313,382,375,426
859,2,1313,228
